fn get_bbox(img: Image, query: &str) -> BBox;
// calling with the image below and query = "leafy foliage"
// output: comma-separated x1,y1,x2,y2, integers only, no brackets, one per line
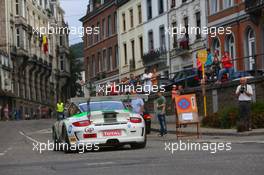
202,101,264,129
66,45,83,97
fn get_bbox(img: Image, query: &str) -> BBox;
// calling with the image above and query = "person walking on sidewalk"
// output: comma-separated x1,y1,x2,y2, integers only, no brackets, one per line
155,90,167,137
236,77,253,132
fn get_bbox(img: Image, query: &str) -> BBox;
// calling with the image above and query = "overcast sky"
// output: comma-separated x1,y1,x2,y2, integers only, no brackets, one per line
60,0,88,45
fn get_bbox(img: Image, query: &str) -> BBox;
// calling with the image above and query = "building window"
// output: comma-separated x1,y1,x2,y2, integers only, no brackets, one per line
147,0,152,20
159,26,166,51
245,28,256,70
211,38,221,57
92,55,95,76
130,9,134,28
114,45,118,69
210,0,219,14
225,34,236,70
158,0,164,14
114,12,117,34
102,18,106,39
184,17,189,39
148,30,154,51
15,0,19,15
171,0,175,8
60,56,64,71
195,12,201,39
131,40,135,63
21,0,26,18
103,49,107,71
91,25,94,44
124,43,127,65
139,36,143,58
107,15,112,37
107,47,112,71
16,28,20,47
122,13,126,32
59,35,63,46
11,27,14,46
138,5,142,24
172,22,177,48
98,52,102,72
96,22,100,42
223,0,234,9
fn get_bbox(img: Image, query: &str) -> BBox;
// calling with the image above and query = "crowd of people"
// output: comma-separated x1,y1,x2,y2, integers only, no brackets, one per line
197,49,235,84
101,67,160,96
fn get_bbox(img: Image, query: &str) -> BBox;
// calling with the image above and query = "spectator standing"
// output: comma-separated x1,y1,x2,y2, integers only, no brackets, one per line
129,74,137,87
216,51,234,84
211,50,221,80
196,56,203,80
151,68,158,86
205,48,213,67
236,77,253,132
155,90,167,137
171,85,177,102
142,69,153,93
131,93,144,115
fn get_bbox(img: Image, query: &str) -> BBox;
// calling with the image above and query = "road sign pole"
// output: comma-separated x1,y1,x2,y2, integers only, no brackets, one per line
198,49,208,118
201,64,207,118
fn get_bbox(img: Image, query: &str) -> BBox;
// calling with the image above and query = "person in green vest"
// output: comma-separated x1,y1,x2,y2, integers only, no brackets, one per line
56,99,64,120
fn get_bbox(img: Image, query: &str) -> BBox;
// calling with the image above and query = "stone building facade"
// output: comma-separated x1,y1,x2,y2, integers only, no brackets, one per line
168,0,207,73
0,0,70,119
81,0,119,93
207,0,264,72
117,0,145,79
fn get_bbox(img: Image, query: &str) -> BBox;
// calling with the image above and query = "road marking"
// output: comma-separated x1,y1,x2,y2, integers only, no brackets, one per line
0,147,12,156
86,162,115,166
28,128,52,134
19,131,40,144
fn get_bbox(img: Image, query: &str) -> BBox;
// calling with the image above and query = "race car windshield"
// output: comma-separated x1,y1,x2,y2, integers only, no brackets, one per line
79,101,125,112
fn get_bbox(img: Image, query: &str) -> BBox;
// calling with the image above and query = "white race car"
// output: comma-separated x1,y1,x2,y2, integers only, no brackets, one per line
52,96,146,152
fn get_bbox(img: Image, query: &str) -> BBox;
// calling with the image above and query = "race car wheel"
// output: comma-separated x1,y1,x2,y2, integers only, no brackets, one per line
62,126,73,153
52,127,60,151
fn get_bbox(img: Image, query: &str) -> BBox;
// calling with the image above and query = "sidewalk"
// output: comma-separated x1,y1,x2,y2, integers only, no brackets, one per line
151,123,264,136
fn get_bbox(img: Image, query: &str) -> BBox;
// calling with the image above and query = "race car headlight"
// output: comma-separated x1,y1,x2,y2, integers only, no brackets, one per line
72,120,91,127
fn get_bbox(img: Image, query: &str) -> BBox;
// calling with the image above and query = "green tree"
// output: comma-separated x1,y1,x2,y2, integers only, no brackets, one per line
66,48,83,97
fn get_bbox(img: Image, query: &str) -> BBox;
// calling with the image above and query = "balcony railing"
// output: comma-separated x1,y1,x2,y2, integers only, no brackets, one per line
142,47,167,67
245,0,264,12
170,38,190,57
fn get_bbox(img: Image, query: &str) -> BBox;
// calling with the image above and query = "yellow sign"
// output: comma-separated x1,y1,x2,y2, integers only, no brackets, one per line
198,50,208,64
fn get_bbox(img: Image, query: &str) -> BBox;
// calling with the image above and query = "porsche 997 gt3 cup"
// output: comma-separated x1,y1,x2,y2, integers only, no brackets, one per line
52,95,147,152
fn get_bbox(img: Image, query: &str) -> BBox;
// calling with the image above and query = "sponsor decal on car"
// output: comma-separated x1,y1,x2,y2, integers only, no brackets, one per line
68,125,73,134
84,127,94,133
